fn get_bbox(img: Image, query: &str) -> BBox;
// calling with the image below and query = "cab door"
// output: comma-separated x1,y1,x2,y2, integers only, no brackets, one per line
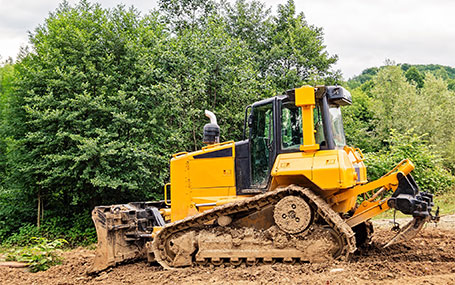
250,101,276,188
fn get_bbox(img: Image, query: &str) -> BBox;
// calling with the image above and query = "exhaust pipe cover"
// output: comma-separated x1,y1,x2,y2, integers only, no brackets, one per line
203,110,220,144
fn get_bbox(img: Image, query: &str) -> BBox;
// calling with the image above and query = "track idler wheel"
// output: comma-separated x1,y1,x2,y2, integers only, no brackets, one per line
322,226,344,259
165,231,197,267
304,226,344,262
273,196,313,234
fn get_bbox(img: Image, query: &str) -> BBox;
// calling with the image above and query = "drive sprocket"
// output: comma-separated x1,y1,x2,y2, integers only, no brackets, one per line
273,195,313,234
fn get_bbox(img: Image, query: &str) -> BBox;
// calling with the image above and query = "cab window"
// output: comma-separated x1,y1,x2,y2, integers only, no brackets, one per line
281,103,328,150
314,105,326,147
281,103,302,149
250,103,274,187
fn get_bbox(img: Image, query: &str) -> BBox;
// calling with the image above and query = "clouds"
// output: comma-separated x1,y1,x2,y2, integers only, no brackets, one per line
0,0,64,60
0,0,158,61
295,0,455,78
1,0,454,78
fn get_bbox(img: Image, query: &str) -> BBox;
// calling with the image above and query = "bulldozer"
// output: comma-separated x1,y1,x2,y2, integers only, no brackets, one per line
90,85,438,272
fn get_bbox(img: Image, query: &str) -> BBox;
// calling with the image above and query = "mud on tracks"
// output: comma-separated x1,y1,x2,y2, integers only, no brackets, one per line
2,226,455,285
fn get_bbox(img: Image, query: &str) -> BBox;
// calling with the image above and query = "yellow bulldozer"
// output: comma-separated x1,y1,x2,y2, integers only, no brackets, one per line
90,85,438,272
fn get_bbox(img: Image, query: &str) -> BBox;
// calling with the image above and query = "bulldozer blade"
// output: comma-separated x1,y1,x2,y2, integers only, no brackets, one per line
88,206,147,274
383,217,428,248
88,202,164,274
90,212,116,274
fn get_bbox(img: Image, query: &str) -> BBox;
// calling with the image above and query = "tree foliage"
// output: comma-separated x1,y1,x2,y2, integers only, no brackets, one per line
11,2,171,212
349,62,455,89
344,64,455,193
261,0,339,89
341,89,379,152
365,130,454,194
405,66,425,88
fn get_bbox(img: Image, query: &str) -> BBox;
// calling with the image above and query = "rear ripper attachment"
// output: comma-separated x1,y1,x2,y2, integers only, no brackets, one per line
387,173,435,219
384,173,438,247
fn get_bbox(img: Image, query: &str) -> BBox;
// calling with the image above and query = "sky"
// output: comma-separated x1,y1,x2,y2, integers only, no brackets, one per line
1,0,455,79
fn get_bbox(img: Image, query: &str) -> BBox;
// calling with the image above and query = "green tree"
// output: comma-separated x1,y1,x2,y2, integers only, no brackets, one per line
158,0,216,32
365,130,454,194
0,63,15,177
5,2,171,233
346,67,379,89
147,14,265,151
369,65,420,143
448,78,455,91
164,0,339,92
346,65,455,192
350,63,455,90
414,74,455,170
342,88,380,152
260,0,338,90
405,66,425,88
0,62,35,241
223,0,272,55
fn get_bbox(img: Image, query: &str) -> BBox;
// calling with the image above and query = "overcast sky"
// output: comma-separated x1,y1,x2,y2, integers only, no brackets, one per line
1,0,454,79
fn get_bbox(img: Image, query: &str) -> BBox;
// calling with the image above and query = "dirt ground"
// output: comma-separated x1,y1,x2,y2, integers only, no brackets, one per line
2,217,455,285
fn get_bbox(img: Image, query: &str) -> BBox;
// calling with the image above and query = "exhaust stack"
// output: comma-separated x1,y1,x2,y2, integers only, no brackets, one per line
203,110,220,144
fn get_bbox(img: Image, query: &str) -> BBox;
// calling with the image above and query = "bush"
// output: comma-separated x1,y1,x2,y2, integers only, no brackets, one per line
3,212,96,247
6,237,67,272
3,224,41,247
365,129,455,193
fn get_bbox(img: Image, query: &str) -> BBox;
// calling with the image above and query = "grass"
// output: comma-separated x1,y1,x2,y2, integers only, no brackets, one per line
434,190,455,215
374,190,455,220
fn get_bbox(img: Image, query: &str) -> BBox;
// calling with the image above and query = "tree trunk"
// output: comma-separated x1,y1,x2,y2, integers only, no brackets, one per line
41,196,44,221
37,192,41,228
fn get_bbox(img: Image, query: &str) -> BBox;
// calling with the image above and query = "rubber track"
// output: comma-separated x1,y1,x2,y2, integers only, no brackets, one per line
152,185,357,269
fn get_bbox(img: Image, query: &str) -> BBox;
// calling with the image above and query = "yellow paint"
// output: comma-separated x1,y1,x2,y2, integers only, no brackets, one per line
346,199,390,227
295,86,319,152
271,152,313,179
189,157,235,188
170,151,190,222
295,86,315,106
328,159,415,205
272,149,359,191
159,208,171,222
151,226,163,238
270,148,363,213
169,142,237,222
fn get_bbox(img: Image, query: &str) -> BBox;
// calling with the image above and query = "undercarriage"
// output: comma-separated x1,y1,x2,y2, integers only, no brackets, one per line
152,185,356,269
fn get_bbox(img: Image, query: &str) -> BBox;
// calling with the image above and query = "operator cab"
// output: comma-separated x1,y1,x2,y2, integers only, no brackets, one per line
235,86,352,193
